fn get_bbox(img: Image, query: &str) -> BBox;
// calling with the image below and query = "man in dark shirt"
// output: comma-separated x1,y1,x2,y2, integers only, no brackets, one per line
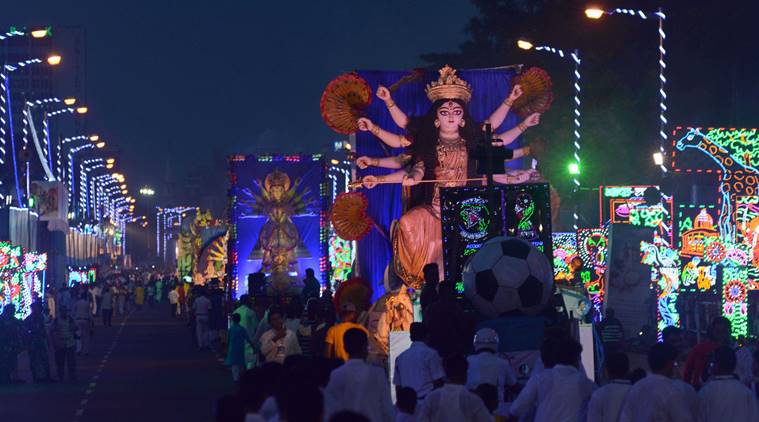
300,268,321,304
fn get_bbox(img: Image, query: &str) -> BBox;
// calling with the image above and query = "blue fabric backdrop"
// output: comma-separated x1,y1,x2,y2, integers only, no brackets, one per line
355,67,522,301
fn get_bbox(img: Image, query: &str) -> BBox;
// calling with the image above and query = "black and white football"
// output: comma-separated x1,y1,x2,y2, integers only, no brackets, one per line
463,236,553,318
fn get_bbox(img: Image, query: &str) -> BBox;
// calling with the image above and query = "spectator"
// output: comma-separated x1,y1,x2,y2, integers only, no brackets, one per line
225,313,255,382
599,308,625,354
324,328,393,422
0,304,23,383
168,286,180,317
419,263,439,313
395,387,417,422
25,302,52,382
509,336,594,422
101,287,114,327
683,316,732,388
466,328,516,405
233,294,257,368
324,303,368,361
394,322,444,401
415,354,491,422
618,343,693,422
73,292,92,355
51,307,78,382
301,268,321,304
587,352,631,422
259,307,301,364
423,280,466,358
698,346,758,421
193,288,212,349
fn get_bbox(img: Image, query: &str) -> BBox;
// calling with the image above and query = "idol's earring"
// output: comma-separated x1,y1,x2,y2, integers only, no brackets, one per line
434,120,440,128
459,120,466,128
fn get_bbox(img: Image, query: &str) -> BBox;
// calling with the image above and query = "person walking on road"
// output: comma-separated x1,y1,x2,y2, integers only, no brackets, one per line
168,286,180,317
73,292,92,355
225,313,255,381
51,308,78,382
100,287,114,327
25,302,52,382
193,289,212,349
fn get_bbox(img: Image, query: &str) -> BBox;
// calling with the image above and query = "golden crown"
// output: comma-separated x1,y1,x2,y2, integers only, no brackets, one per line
425,65,472,103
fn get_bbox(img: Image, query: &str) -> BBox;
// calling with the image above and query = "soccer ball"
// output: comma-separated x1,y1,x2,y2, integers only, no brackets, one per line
463,236,553,318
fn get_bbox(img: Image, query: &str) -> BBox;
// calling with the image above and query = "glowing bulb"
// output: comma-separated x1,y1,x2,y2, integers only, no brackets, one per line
76,106,88,114
95,141,105,148
120,184,126,189
47,54,62,65
585,8,605,19
568,162,580,175
106,158,115,164
89,135,99,141
517,39,534,50
653,152,664,165
31,29,48,39
106,163,114,169
64,98,76,106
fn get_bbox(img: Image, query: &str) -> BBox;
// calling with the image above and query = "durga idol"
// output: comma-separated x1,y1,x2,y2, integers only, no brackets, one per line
357,65,541,288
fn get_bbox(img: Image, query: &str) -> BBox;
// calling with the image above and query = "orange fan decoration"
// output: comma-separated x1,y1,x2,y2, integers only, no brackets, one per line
512,67,554,118
320,72,372,134
334,277,373,314
330,192,373,241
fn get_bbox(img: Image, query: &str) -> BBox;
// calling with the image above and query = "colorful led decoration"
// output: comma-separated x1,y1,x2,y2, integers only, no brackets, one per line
600,185,674,243
552,232,578,280
640,233,681,338
576,227,610,319
722,267,749,337
0,243,47,319
680,257,717,293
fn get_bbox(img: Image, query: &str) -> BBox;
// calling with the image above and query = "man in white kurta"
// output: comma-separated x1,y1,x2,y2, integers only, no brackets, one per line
416,354,491,422
509,337,595,422
259,307,301,364
587,353,631,422
618,343,693,422
324,328,393,422
698,345,759,422
465,328,516,404
393,322,444,400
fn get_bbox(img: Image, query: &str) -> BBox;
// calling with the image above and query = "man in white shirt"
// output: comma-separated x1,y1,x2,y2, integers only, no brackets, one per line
192,289,212,348
259,306,301,364
466,328,517,404
618,343,693,422
699,345,759,421
325,328,393,422
416,354,492,422
509,336,595,422
587,352,631,422
394,322,444,401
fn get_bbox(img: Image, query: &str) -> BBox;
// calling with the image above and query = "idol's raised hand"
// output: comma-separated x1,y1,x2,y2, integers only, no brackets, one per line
376,85,392,102
362,175,379,189
523,113,540,128
357,117,375,132
508,84,523,102
356,156,373,169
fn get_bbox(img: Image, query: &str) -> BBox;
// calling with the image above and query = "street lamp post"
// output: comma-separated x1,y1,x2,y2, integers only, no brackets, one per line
79,158,104,219
585,6,668,173
1,56,62,205
518,40,582,230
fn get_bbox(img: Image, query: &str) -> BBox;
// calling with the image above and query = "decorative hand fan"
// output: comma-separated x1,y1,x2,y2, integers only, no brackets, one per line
320,72,372,134
330,192,373,241
334,276,373,314
512,67,554,118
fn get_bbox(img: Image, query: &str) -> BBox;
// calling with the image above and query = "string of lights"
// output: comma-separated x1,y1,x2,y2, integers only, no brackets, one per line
518,40,582,230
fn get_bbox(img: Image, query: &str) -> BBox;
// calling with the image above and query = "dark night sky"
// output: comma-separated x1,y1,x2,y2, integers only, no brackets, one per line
3,1,477,209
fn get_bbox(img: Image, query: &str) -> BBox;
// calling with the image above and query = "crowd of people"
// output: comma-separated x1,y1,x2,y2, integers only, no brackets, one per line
0,270,190,384
215,271,759,422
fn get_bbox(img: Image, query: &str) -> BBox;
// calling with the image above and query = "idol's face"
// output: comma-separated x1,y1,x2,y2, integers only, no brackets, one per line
436,101,464,133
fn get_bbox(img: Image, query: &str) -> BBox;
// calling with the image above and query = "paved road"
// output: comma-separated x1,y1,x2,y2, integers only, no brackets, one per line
0,304,233,422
